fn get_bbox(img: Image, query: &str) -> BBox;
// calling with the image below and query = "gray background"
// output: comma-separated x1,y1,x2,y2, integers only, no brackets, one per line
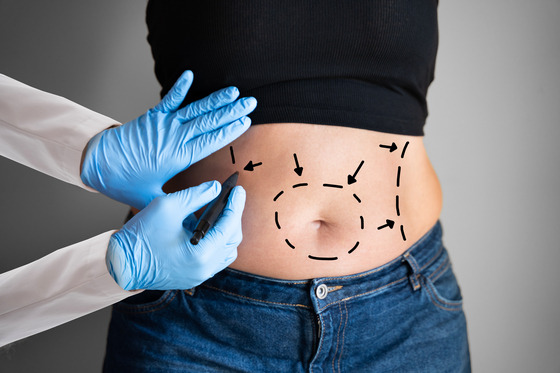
0,0,559,371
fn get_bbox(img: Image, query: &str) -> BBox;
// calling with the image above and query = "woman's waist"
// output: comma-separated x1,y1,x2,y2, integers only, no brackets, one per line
164,123,442,279
203,221,444,307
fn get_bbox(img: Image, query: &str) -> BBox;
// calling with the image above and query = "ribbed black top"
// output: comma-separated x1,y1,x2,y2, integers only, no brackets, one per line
146,0,439,136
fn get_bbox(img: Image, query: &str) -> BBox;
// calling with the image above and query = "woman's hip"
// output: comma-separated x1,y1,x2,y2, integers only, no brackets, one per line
103,221,470,372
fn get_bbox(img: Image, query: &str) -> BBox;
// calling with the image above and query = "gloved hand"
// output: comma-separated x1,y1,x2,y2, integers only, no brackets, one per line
81,70,256,210
106,181,245,290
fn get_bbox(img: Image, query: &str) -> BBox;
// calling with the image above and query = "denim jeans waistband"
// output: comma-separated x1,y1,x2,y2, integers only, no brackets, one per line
200,221,443,314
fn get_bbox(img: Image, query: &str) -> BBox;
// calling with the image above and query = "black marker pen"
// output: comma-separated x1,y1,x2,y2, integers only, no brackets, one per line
190,171,239,245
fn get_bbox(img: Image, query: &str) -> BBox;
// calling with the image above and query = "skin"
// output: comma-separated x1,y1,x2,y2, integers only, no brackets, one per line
164,123,442,280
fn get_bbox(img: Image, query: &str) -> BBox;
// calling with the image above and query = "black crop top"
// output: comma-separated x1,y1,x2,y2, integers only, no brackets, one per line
146,1,439,136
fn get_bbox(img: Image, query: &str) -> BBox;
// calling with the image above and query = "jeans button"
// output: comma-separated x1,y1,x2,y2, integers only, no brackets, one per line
316,284,328,299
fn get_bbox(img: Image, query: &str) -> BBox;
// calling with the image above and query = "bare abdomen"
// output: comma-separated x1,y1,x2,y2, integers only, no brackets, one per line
164,123,442,280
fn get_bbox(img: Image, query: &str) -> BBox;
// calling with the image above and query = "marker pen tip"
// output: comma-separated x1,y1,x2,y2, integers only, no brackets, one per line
190,231,203,245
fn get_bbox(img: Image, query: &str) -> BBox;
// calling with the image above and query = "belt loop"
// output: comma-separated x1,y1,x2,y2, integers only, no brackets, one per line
402,253,421,291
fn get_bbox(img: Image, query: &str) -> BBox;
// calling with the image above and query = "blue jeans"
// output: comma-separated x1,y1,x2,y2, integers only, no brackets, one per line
103,221,470,372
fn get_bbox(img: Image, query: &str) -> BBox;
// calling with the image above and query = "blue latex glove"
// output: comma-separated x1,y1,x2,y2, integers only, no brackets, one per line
106,181,245,290
81,70,256,209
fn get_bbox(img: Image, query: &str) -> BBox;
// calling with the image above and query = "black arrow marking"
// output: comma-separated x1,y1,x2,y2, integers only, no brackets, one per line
229,146,235,164
275,211,281,229
348,241,360,254
244,161,262,172
293,153,303,176
377,219,395,230
347,160,365,185
379,142,398,152
308,255,338,261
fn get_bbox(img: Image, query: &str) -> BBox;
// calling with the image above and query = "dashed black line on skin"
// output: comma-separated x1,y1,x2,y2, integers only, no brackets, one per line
401,141,409,159
323,184,343,189
229,146,235,164
277,178,365,260
396,195,400,216
308,255,338,261
273,191,284,201
285,239,295,249
397,166,401,187
348,241,360,254
400,225,407,241
293,183,309,188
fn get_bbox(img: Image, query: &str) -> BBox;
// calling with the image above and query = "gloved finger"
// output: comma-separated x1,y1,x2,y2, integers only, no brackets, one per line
182,96,256,140
176,86,240,122
138,187,168,211
165,180,222,220
154,70,194,113
205,186,246,246
182,213,199,232
192,187,245,276
181,116,251,167
188,187,246,280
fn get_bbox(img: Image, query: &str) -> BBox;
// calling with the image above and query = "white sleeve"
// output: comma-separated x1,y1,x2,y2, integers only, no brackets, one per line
0,73,120,190
0,231,141,347
0,74,140,347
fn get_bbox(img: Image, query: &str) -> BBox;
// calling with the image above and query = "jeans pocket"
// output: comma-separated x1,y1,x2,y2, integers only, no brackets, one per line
113,290,177,314
423,260,464,312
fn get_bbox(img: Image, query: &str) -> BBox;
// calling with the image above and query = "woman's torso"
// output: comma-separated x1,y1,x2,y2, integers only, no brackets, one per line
164,123,441,280
148,0,441,279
